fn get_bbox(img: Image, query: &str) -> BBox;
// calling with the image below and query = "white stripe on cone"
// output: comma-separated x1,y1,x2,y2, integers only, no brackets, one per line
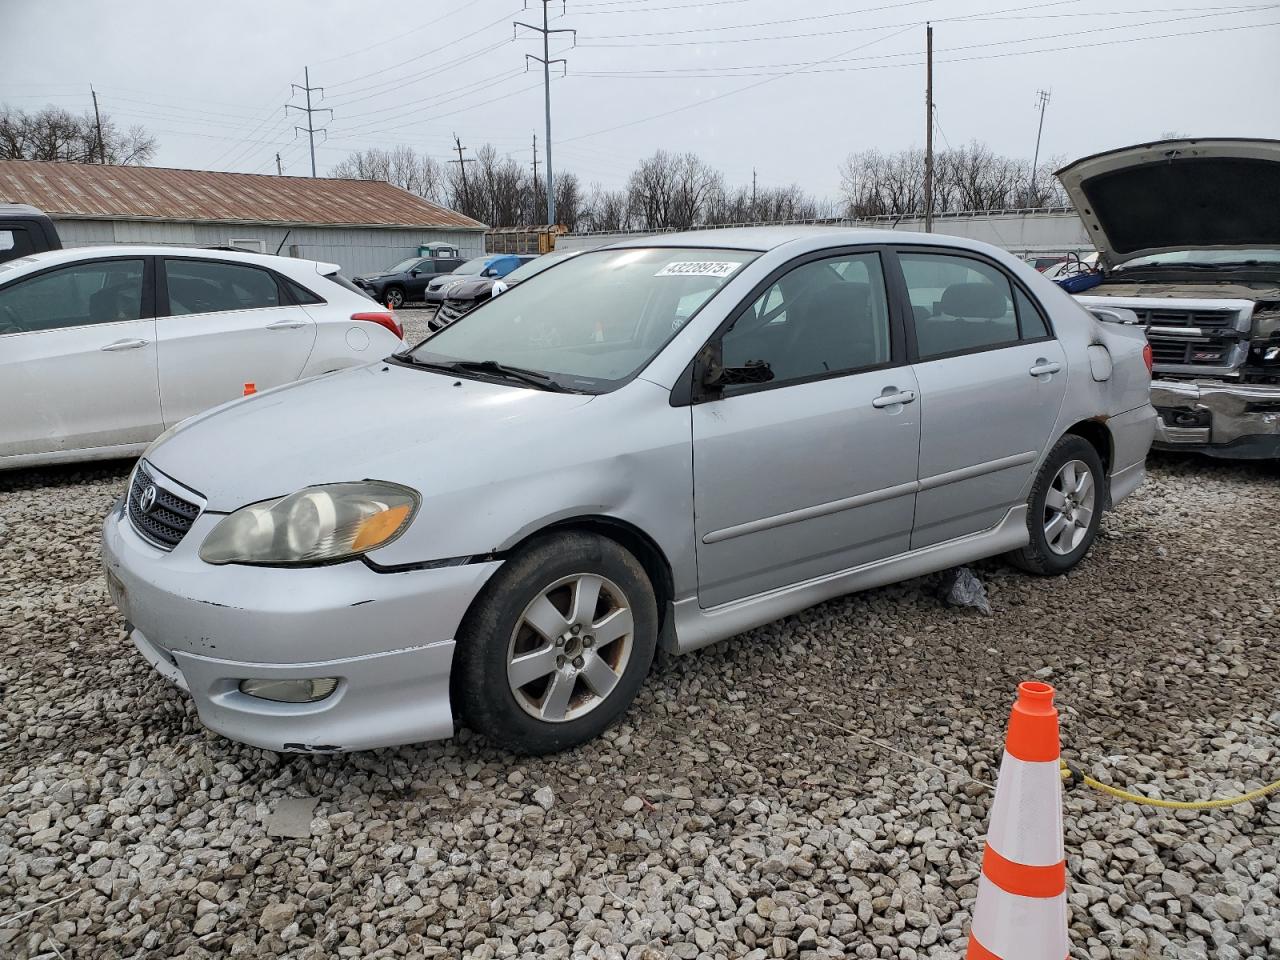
985,750,1065,867
970,875,1069,960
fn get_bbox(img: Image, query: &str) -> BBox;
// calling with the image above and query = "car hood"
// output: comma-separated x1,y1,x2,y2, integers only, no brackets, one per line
146,363,594,511
1056,138,1280,267
445,277,497,300
355,272,392,282
429,275,472,289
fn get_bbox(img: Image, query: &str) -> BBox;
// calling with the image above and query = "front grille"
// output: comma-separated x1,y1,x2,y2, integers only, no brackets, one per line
127,464,200,550
1131,307,1237,329
431,299,472,331
1147,334,1234,366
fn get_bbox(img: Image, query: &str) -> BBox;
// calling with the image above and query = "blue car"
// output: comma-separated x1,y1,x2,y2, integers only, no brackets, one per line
424,254,533,304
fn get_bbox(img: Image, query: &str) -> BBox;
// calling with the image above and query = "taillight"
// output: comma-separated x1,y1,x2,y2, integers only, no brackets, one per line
1142,342,1153,375
352,311,402,339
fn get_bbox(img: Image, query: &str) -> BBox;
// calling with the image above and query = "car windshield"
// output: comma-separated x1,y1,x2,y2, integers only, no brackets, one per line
1118,249,1280,269
501,252,576,284
452,257,491,275
385,258,421,273
408,247,757,391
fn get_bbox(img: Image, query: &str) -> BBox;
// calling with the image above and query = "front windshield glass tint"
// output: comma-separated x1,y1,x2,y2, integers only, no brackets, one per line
387,258,420,273
453,257,490,275
411,247,757,390
1121,249,1280,268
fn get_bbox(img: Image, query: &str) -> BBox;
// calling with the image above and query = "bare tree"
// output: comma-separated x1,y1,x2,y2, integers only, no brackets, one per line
330,146,444,202
0,104,156,164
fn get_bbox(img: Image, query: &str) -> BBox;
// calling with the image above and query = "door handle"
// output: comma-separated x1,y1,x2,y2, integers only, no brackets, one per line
872,389,917,409
100,338,148,352
1029,360,1062,377
265,320,309,330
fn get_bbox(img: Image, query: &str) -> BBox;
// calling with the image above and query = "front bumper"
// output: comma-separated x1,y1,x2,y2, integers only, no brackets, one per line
101,500,501,752
1150,379,1280,459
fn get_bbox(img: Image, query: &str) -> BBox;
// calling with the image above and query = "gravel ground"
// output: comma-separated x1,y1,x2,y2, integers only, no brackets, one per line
1,453,1278,960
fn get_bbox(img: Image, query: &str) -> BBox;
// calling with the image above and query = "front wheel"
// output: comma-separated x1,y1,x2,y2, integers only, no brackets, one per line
1008,435,1105,576
384,286,405,308
453,532,658,754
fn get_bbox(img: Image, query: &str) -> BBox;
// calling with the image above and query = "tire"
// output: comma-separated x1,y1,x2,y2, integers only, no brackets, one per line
1007,434,1106,576
453,532,658,754
384,286,405,308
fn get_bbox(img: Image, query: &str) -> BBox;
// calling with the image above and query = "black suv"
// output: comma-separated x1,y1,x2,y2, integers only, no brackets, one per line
0,204,62,265
353,255,463,307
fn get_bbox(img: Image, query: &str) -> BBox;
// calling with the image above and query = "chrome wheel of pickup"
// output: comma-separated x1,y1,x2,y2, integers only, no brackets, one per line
1044,458,1095,556
506,573,635,723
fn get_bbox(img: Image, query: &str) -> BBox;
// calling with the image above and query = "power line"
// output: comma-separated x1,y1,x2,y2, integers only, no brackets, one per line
286,67,332,177
515,1,577,226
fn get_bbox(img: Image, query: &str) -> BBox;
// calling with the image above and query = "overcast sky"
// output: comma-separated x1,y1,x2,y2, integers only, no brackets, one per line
3,0,1278,200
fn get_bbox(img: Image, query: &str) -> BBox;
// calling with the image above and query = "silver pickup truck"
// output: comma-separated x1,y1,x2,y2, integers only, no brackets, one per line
1058,139,1280,459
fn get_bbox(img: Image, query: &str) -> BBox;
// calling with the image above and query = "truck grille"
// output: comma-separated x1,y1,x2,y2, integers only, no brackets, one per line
1149,337,1234,366
1130,307,1237,329
128,463,201,550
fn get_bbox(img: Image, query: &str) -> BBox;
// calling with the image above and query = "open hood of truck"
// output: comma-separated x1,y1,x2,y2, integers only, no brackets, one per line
1056,139,1280,267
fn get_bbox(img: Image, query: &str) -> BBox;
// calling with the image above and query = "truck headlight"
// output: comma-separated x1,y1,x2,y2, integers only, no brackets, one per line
199,482,418,565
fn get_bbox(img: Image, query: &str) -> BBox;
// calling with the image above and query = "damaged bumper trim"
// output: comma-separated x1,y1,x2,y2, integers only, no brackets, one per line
1151,378,1280,458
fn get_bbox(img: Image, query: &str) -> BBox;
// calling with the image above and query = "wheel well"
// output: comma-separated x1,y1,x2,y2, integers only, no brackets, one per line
1065,419,1113,475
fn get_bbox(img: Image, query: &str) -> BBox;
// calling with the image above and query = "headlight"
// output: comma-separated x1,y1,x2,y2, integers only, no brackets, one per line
199,481,419,565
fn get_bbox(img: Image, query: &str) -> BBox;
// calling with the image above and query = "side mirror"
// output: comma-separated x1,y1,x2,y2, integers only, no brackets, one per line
692,342,773,401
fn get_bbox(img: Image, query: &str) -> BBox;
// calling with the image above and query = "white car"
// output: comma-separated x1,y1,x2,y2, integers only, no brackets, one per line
0,246,403,469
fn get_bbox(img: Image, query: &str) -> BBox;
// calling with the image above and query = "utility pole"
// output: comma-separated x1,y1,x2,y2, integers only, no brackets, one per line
531,133,541,222
515,2,576,226
276,152,283,176
287,67,331,177
751,168,757,215
450,134,476,214
1031,89,1052,203
90,85,105,164
923,23,934,233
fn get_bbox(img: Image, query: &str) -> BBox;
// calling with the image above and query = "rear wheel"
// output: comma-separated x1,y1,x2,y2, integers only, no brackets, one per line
454,532,657,754
384,286,405,308
1008,434,1105,576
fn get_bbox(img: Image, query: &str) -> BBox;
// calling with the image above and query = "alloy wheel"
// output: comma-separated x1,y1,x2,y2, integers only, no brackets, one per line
386,288,404,308
1043,458,1095,556
506,573,635,723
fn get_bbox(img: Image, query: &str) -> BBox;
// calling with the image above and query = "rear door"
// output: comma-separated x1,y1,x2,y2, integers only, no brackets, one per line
691,249,920,607
0,256,161,459
155,257,317,427
890,248,1068,548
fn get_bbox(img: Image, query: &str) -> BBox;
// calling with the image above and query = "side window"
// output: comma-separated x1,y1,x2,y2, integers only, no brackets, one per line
1015,287,1051,339
164,259,281,316
721,253,892,389
900,253,1018,359
283,276,324,305
0,259,145,334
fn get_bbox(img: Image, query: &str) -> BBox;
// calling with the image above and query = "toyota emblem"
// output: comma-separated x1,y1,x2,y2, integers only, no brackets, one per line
139,484,158,514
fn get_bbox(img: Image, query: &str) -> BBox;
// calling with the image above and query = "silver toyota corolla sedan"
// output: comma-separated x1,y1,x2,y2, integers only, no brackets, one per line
101,227,1156,754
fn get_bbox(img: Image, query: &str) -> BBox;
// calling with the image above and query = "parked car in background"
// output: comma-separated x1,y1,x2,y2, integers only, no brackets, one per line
431,250,579,331
102,226,1154,755
1025,254,1068,272
1,246,402,469
0,203,61,265
352,254,464,307
424,254,535,304
1061,138,1280,458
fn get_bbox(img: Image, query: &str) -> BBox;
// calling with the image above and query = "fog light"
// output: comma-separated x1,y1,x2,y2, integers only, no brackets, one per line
238,678,338,703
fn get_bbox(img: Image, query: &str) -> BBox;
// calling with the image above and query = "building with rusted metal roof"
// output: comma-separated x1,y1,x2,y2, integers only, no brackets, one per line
0,160,487,276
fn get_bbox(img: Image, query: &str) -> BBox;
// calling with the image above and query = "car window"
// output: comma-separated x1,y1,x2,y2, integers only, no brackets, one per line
0,259,145,334
164,259,281,316
900,253,1018,359
720,253,892,389
1015,287,1050,339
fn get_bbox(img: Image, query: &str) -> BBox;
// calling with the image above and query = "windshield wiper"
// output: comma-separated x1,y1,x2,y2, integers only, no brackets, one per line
450,359,564,391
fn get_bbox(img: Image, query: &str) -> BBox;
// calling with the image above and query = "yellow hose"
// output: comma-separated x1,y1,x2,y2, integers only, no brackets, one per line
1061,760,1280,810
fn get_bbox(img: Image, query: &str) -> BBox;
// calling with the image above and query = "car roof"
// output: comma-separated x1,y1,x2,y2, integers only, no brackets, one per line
597,224,1007,256
4,244,337,273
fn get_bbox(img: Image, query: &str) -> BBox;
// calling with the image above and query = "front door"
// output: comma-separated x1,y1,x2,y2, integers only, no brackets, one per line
892,249,1069,548
0,256,161,460
692,250,921,608
156,257,317,427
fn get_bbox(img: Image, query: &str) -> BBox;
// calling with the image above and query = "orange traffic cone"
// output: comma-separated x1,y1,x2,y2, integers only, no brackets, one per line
967,681,1068,960
243,382,256,396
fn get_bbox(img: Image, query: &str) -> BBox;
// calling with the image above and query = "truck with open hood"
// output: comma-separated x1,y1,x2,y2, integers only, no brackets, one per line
1059,138,1280,459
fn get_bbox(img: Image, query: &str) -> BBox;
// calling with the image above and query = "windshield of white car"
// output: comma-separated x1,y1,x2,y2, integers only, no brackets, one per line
452,257,491,275
407,247,758,392
1116,249,1280,271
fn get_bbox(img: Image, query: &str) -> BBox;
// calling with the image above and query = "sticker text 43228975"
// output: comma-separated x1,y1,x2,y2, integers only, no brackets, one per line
654,261,742,279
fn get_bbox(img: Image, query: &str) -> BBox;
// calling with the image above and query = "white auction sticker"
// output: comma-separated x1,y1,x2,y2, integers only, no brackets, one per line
655,261,742,279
